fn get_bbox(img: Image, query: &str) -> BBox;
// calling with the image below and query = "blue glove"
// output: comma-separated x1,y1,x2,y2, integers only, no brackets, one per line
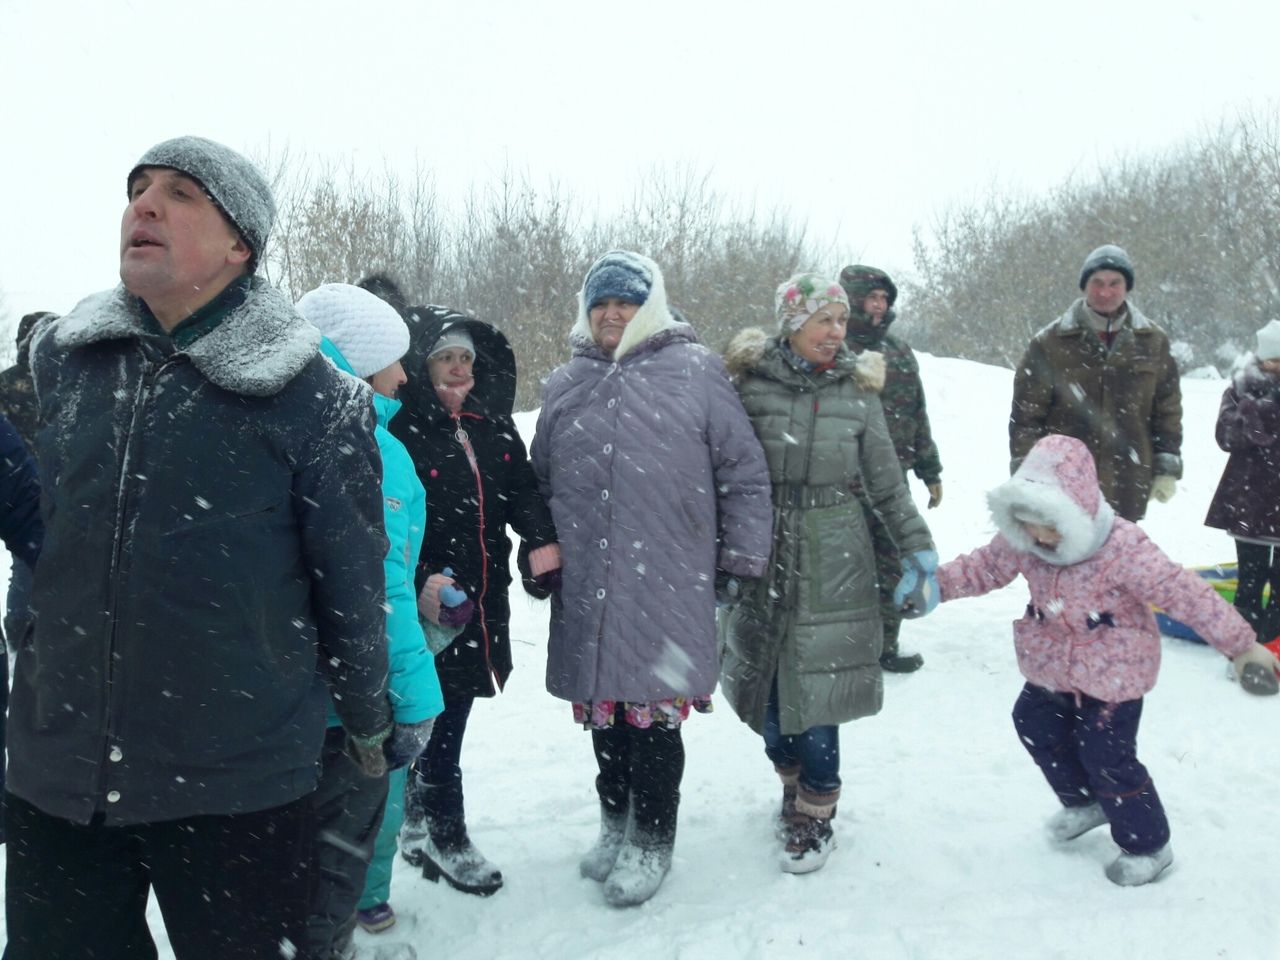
440,567,468,608
893,549,939,619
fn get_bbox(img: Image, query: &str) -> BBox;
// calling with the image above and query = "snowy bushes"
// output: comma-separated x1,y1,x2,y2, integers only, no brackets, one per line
905,105,1280,374
259,159,820,410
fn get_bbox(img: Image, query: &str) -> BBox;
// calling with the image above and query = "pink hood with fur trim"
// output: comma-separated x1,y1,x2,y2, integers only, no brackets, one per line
937,435,1254,701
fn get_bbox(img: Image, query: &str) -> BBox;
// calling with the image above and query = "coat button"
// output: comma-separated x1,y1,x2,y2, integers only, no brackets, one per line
601,490,610,501
607,398,617,409
599,538,608,549
109,747,123,762
603,443,613,454
596,588,606,600
106,790,121,803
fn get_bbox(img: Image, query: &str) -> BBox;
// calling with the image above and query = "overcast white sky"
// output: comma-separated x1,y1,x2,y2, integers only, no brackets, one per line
2,0,1278,320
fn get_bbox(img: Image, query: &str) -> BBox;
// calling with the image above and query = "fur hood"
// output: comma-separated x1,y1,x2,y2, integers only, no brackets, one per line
987,434,1115,566
44,280,320,397
569,251,679,363
723,326,886,392
1230,352,1280,395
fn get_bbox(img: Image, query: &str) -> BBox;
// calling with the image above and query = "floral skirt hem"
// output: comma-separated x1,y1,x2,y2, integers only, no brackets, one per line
572,696,713,730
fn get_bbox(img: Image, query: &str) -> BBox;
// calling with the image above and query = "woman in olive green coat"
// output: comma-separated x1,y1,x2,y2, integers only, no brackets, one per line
720,273,935,874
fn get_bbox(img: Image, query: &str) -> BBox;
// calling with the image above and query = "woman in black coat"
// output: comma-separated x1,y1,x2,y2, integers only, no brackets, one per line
361,276,559,896
1205,324,1280,645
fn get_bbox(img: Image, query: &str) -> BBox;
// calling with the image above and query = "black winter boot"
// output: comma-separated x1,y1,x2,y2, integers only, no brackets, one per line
401,778,503,896
879,615,924,672
581,726,631,881
603,725,684,907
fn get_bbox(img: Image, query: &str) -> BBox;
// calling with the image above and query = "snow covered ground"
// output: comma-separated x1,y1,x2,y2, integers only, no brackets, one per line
4,352,1277,958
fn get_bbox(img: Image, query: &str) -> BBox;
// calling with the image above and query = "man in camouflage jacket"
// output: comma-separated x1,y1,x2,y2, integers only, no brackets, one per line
840,264,943,673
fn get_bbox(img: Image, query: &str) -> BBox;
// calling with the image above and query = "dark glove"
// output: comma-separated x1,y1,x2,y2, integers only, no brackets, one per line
518,540,563,600
893,549,940,619
382,718,435,770
534,568,563,596
715,570,746,608
438,598,474,629
346,725,392,778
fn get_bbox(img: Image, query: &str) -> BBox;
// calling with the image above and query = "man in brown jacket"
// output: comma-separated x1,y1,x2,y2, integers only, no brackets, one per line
1009,244,1181,522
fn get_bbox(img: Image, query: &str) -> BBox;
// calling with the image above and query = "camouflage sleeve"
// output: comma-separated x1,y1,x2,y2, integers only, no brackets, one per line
898,344,942,484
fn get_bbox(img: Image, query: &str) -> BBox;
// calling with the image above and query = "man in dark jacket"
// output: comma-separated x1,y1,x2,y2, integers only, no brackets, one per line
839,264,943,673
3,137,393,959
1009,245,1182,522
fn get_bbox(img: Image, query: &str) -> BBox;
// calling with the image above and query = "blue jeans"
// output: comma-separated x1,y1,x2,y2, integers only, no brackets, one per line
761,681,841,793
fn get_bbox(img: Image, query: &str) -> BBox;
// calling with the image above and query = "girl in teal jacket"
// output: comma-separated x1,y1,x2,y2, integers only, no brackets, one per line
299,284,448,955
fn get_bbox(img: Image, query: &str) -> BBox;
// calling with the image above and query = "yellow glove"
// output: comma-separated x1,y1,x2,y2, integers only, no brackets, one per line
926,482,943,509
1149,475,1177,503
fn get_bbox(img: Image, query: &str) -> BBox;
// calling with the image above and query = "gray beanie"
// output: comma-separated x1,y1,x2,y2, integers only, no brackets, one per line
128,136,276,266
429,325,476,359
1079,244,1134,291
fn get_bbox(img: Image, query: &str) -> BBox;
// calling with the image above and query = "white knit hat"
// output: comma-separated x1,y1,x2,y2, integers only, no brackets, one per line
296,283,410,377
1256,319,1280,361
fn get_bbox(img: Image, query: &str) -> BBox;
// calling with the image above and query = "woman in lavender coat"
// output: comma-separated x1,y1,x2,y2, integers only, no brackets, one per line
531,250,772,907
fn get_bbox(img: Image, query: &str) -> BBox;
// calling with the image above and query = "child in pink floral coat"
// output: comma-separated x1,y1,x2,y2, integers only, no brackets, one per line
931,434,1278,886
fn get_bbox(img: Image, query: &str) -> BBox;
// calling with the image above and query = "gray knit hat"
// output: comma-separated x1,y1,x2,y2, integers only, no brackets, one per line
127,136,276,267
1079,244,1134,291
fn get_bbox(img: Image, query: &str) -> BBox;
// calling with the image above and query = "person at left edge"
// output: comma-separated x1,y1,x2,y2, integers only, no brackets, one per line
0,413,43,845
3,136,392,960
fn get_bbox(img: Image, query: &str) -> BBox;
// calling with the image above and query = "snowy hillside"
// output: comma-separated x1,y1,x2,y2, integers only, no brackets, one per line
4,353,1276,959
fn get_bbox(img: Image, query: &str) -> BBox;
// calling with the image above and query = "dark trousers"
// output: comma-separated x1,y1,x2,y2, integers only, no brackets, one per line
591,716,685,842
306,727,390,960
3,790,313,960
1012,682,1169,855
761,680,841,793
1236,540,1280,643
1,560,34,841
409,694,474,823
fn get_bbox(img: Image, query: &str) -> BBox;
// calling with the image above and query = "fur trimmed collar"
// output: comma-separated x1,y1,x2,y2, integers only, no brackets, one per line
46,279,321,397
1051,298,1157,336
724,327,885,392
569,252,679,362
987,437,1115,566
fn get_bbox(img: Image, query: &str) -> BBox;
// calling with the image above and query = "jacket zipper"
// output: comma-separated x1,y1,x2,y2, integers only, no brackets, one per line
94,352,175,809
452,413,496,692
760,380,822,729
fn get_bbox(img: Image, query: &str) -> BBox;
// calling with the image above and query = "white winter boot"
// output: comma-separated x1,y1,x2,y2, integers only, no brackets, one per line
1046,802,1108,842
580,803,629,882
1105,844,1173,886
602,827,674,907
